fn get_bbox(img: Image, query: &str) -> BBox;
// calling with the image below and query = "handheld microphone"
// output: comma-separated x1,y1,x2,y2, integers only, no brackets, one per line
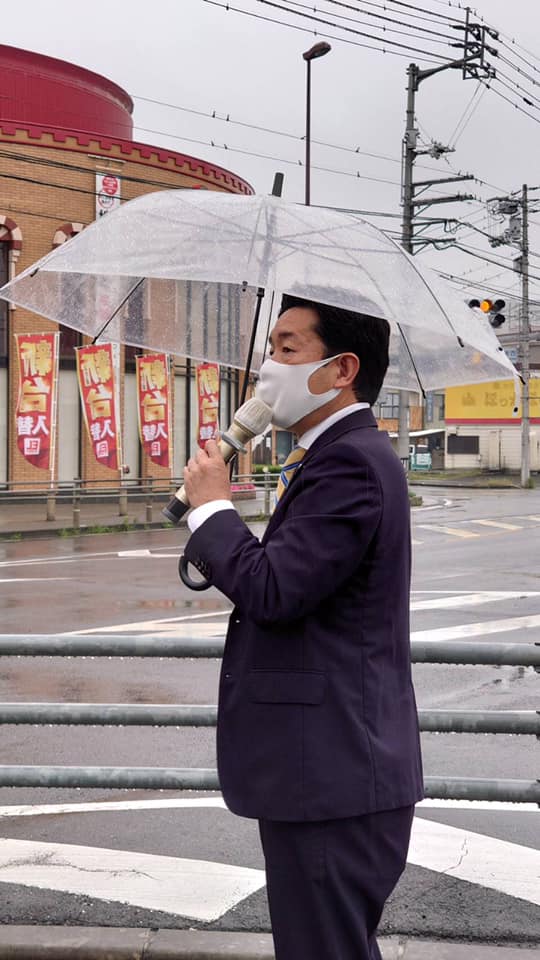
162,396,273,525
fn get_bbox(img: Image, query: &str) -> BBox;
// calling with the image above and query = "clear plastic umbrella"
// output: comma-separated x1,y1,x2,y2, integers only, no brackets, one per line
0,190,517,395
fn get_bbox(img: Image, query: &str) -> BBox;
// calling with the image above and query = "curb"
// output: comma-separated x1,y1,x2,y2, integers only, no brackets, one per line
0,929,536,959
0,515,270,544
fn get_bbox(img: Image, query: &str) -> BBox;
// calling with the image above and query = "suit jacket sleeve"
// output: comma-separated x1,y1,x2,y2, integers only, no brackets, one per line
183,444,382,626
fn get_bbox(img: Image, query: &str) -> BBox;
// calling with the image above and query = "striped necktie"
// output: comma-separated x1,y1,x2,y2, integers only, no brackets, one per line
275,446,306,504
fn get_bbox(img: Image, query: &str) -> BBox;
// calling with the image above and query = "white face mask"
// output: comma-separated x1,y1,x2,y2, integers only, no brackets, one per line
255,355,342,429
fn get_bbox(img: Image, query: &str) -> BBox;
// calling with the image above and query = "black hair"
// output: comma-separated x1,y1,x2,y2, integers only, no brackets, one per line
278,294,390,405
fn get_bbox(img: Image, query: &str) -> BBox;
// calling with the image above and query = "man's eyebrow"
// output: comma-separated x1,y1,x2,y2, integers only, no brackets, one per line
268,329,298,344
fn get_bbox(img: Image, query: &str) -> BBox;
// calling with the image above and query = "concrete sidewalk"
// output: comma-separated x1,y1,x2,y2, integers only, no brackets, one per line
0,493,265,541
0,928,536,959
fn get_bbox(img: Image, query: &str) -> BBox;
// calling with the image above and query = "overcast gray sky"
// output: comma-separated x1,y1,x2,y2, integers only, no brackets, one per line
2,0,540,299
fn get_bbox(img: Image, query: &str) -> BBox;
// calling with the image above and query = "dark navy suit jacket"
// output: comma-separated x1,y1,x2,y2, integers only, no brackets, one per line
184,408,424,821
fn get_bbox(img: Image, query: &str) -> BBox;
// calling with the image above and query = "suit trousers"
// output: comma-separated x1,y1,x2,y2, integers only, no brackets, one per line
258,805,415,960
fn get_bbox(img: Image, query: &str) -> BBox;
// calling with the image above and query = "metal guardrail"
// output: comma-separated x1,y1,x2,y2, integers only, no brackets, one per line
0,634,538,803
0,473,276,526
0,703,537,735
0,635,538,666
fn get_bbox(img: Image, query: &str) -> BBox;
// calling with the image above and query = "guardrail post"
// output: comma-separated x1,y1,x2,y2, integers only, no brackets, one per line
72,479,81,530
46,492,56,522
263,467,272,517
118,483,128,517
145,477,153,524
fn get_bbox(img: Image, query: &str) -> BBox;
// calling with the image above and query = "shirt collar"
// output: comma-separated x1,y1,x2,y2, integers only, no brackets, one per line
298,402,370,450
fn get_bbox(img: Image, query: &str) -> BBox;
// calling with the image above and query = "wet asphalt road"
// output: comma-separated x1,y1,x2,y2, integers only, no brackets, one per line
0,486,538,942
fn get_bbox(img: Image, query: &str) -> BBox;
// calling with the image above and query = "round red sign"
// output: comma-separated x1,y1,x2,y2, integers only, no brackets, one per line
101,175,119,195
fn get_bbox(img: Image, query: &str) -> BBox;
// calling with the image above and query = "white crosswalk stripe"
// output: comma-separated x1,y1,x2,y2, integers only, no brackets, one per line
0,838,265,921
469,519,523,531
417,524,481,539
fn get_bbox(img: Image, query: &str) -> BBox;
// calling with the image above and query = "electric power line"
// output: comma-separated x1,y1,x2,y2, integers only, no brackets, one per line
201,0,450,63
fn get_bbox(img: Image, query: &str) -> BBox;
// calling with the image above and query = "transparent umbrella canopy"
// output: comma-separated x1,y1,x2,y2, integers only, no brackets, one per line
0,190,517,395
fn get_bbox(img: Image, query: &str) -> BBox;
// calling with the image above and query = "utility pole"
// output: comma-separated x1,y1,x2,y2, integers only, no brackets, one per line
398,12,498,465
520,183,530,487
486,186,532,486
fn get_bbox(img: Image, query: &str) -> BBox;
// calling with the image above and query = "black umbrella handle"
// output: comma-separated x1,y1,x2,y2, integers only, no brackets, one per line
178,555,212,591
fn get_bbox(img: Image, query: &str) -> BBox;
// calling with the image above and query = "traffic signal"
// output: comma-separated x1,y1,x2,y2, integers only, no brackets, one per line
468,297,506,328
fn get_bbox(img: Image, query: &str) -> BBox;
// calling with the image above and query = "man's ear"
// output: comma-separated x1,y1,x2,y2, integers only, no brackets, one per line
334,353,359,388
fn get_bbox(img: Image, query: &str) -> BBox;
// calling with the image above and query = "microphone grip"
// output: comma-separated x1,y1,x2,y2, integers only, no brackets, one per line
162,488,190,525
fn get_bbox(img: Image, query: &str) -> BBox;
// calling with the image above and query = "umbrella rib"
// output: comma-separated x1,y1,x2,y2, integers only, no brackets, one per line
91,277,145,345
397,323,427,399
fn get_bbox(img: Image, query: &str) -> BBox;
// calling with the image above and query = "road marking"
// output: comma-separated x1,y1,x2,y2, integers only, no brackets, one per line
118,549,181,558
0,551,120,569
0,798,228,818
410,591,538,612
469,519,523,531
524,515,540,522
0,797,536,819
0,819,537,912
417,524,481,539
411,539,424,546
0,838,265,921
417,800,539,812
412,612,540,643
409,817,540,906
66,610,232,636
0,578,72,584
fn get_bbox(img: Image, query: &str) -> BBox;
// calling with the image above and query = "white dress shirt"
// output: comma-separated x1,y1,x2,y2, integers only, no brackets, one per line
187,402,370,533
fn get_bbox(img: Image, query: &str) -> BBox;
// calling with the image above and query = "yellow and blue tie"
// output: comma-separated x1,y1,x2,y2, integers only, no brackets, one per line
275,446,306,504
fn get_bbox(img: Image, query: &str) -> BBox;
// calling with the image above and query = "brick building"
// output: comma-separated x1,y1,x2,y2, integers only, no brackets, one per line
0,45,253,490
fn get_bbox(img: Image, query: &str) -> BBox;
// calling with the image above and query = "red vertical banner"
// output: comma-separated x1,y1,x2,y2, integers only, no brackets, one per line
135,353,171,469
196,362,220,448
76,343,121,471
15,332,59,473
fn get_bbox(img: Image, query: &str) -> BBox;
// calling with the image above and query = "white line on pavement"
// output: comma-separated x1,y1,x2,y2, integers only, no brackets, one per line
0,798,227,818
469,519,523,531
0,797,536,819
0,551,120,569
0,837,265,921
0,578,72,584
64,609,232,636
417,524,481,539
118,550,181,558
412,612,540,643
410,591,538,612
0,818,537,913
409,817,540,906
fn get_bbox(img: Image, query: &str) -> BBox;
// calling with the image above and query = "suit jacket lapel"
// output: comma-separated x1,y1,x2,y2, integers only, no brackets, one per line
262,409,378,542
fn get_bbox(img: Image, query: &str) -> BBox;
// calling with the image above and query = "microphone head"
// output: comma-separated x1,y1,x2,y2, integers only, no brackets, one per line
234,397,273,437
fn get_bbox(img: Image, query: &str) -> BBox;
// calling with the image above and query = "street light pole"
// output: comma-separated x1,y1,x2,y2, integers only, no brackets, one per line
520,183,530,488
303,42,331,206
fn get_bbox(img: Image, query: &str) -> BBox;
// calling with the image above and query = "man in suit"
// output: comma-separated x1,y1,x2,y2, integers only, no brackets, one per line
182,295,423,960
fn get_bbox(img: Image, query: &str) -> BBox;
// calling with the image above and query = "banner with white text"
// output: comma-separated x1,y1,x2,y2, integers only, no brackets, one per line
76,343,121,471
136,352,172,469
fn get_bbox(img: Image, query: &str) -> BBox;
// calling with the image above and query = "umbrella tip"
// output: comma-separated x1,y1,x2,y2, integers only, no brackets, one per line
30,267,39,278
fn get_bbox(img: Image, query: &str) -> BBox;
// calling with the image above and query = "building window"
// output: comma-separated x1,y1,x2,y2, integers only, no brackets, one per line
447,434,479,455
374,391,400,419
0,242,7,364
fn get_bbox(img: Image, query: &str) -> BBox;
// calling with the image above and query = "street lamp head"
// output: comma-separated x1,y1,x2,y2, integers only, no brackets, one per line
303,42,332,61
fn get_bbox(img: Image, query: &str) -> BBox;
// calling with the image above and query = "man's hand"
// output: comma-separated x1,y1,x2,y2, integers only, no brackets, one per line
183,440,231,509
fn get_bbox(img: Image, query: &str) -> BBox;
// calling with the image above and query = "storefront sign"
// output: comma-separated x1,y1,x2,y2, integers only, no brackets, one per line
446,378,540,422
136,353,171,468
15,332,59,472
76,343,121,470
196,362,220,448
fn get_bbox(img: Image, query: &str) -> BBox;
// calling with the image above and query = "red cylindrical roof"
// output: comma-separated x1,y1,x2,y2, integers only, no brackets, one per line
0,44,133,139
